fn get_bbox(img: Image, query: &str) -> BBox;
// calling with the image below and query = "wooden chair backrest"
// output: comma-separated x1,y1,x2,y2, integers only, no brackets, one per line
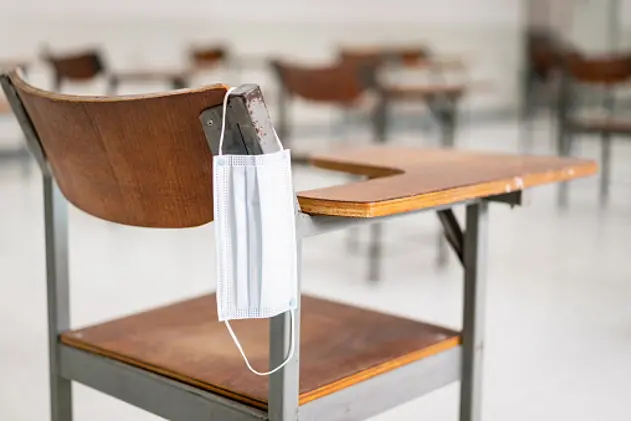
189,46,228,68
566,53,631,85
526,31,572,77
7,70,228,228
271,60,368,104
43,49,106,85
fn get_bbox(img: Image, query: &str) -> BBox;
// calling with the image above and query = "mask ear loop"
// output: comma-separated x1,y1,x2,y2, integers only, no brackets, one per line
225,310,296,376
218,86,296,376
218,86,237,156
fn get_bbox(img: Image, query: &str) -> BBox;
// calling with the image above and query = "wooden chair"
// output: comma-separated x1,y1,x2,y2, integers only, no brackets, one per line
271,58,426,282
339,46,468,148
270,59,370,144
42,48,190,93
1,68,596,421
556,52,631,207
189,45,229,69
520,30,580,151
272,57,472,281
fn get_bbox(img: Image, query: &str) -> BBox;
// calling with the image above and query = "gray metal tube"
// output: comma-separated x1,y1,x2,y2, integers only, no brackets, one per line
459,201,489,421
44,176,73,421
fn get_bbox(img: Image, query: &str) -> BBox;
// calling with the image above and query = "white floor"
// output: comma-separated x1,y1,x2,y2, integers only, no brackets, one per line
1,115,631,421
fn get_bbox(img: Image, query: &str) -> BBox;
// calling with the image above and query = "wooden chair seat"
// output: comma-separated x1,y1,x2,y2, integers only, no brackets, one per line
297,147,597,217
571,117,631,134
61,294,459,410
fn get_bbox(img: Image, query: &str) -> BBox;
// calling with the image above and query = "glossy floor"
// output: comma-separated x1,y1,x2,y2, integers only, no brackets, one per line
1,117,630,421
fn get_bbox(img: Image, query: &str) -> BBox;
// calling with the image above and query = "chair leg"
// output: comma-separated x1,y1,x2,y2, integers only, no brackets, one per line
440,102,457,149
43,176,73,421
368,223,383,283
268,237,301,421
459,201,489,421
519,72,536,153
556,128,572,209
600,132,612,206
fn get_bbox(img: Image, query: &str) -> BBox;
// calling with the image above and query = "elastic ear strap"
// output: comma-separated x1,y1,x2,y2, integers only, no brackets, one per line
272,127,284,150
224,309,295,376
218,87,237,156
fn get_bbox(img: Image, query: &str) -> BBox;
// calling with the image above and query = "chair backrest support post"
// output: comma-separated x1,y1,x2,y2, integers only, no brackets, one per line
0,74,49,174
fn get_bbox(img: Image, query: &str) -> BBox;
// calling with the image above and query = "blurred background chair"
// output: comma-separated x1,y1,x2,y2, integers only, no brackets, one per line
556,52,631,207
339,46,469,149
186,44,231,85
42,47,190,94
520,29,580,151
272,58,450,282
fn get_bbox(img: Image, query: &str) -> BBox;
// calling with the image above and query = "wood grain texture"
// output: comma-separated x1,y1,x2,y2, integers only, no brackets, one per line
9,70,227,228
271,60,367,104
297,147,598,217
61,294,459,410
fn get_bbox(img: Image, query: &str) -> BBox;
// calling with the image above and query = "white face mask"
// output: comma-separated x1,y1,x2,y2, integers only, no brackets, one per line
213,87,298,376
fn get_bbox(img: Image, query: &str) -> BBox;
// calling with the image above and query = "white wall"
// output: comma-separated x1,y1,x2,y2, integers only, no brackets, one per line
6,0,520,23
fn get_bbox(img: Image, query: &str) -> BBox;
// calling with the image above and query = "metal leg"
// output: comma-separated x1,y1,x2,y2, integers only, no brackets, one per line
171,77,188,90
368,223,383,283
436,209,465,266
600,131,612,206
373,96,388,144
433,102,457,268
556,125,572,209
268,236,301,421
106,75,119,96
440,102,457,149
459,201,489,421
519,69,536,153
362,98,389,283
43,175,73,421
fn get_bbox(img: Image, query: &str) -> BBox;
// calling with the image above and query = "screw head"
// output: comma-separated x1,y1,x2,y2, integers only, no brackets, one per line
206,119,214,126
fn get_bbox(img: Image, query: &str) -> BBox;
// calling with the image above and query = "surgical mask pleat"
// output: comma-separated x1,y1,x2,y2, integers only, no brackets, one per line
231,165,249,311
245,164,261,311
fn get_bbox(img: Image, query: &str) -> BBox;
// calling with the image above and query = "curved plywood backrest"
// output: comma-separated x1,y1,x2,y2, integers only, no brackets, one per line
43,49,106,83
189,46,228,68
566,53,631,85
9,70,228,228
271,60,368,104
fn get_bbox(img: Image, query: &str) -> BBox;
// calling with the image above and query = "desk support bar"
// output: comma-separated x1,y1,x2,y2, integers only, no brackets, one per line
460,201,489,421
436,209,464,266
